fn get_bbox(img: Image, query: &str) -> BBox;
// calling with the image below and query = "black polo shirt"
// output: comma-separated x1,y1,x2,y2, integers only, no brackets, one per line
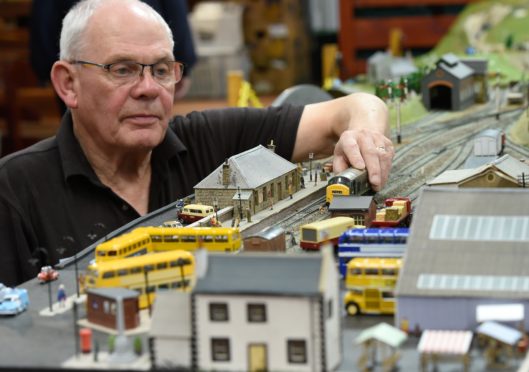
0,105,303,286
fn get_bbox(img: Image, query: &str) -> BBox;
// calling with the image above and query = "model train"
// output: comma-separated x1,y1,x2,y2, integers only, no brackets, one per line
326,168,371,205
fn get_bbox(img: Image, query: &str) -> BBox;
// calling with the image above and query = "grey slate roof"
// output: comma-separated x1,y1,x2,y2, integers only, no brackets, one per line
194,253,322,296
194,145,297,189
329,195,374,211
396,187,529,299
438,53,460,67
436,53,474,80
461,58,488,74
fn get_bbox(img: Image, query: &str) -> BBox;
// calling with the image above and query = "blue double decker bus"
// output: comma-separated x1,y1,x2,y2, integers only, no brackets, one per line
337,227,409,277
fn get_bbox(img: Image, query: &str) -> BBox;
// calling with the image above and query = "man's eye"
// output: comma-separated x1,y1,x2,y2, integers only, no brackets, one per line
111,64,135,76
154,64,170,77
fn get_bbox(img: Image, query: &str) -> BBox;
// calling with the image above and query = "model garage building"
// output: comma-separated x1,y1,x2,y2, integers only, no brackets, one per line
396,187,529,332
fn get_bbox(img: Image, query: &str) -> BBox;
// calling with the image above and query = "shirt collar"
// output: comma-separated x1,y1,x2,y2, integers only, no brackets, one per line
56,111,187,183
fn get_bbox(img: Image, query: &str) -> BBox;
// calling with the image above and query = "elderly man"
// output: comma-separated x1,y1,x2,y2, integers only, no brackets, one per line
0,0,393,286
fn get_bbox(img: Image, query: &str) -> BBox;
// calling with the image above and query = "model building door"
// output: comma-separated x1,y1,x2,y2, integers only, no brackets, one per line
248,343,267,372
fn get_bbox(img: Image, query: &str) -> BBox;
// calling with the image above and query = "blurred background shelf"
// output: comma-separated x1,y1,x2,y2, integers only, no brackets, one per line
339,0,479,78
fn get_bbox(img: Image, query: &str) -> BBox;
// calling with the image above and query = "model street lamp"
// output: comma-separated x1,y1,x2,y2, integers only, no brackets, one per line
63,236,80,298
29,247,53,312
237,186,243,221
213,198,219,223
143,268,153,317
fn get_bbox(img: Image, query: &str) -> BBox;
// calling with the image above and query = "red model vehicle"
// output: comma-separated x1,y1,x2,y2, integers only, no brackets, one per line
370,197,412,228
37,266,60,283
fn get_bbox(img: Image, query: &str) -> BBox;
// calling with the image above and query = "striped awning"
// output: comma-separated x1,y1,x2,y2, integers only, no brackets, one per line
418,330,473,355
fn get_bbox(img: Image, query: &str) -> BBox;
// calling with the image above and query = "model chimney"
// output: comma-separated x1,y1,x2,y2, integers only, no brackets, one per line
267,139,276,153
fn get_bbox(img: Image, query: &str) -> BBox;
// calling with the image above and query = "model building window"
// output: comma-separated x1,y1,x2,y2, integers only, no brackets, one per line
287,339,307,364
211,338,230,361
209,303,229,321
247,303,267,322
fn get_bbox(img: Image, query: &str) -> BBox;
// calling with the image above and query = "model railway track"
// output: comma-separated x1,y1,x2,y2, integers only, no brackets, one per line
59,93,527,268
505,137,529,159
383,108,525,201
275,196,327,231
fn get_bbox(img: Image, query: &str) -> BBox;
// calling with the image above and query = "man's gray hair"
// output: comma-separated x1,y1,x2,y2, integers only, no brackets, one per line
59,0,174,60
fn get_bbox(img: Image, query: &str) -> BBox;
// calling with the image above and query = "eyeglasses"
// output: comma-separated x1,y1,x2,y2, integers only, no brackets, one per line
71,60,184,86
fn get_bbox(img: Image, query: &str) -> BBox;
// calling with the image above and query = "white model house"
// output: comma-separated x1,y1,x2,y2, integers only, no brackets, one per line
149,248,342,371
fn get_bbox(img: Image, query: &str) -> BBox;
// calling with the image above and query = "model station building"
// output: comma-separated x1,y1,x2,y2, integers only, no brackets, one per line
193,145,300,217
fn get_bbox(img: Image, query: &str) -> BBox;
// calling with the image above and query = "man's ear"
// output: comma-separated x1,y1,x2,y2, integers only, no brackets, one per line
50,61,78,109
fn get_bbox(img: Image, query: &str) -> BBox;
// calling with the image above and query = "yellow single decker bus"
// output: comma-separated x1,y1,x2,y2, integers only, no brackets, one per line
343,257,401,316
84,250,195,309
148,226,242,253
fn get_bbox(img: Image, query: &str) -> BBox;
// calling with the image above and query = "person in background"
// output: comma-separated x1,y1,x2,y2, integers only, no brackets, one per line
0,0,393,286
30,0,197,113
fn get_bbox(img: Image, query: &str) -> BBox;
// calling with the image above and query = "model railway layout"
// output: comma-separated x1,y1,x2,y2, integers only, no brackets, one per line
3,86,529,372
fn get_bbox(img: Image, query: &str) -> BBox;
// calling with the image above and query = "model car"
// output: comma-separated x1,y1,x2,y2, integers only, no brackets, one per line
161,220,183,228
37,266,60,283
0,283,29,316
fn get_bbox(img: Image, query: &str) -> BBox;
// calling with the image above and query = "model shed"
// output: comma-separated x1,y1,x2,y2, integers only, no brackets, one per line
243,225,286,252
328,195,376,227
86,287,140,330
421,53,476,111
396,187,529,332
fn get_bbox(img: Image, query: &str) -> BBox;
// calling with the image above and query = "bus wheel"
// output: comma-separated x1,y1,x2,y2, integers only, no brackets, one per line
346,302,360,316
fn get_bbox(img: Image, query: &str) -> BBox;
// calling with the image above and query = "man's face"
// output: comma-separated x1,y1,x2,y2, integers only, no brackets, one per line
71,5,175,152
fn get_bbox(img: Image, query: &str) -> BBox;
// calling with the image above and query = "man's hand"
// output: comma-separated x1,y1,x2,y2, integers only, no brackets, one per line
332,128,394,192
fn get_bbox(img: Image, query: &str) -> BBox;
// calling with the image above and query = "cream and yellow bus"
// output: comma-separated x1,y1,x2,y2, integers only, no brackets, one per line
177,204,215,223
343,257,401,316
84,250,195,309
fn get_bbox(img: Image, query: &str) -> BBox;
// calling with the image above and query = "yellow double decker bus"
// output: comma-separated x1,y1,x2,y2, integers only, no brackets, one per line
84,250,195,309
343,257,401,316
94,226,241,263
95,227,152,262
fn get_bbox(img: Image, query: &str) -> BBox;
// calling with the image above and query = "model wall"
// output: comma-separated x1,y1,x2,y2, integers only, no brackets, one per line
397,296,529,332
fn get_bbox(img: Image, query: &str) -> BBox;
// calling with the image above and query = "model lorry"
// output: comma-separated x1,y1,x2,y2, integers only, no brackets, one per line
370,197,411,228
